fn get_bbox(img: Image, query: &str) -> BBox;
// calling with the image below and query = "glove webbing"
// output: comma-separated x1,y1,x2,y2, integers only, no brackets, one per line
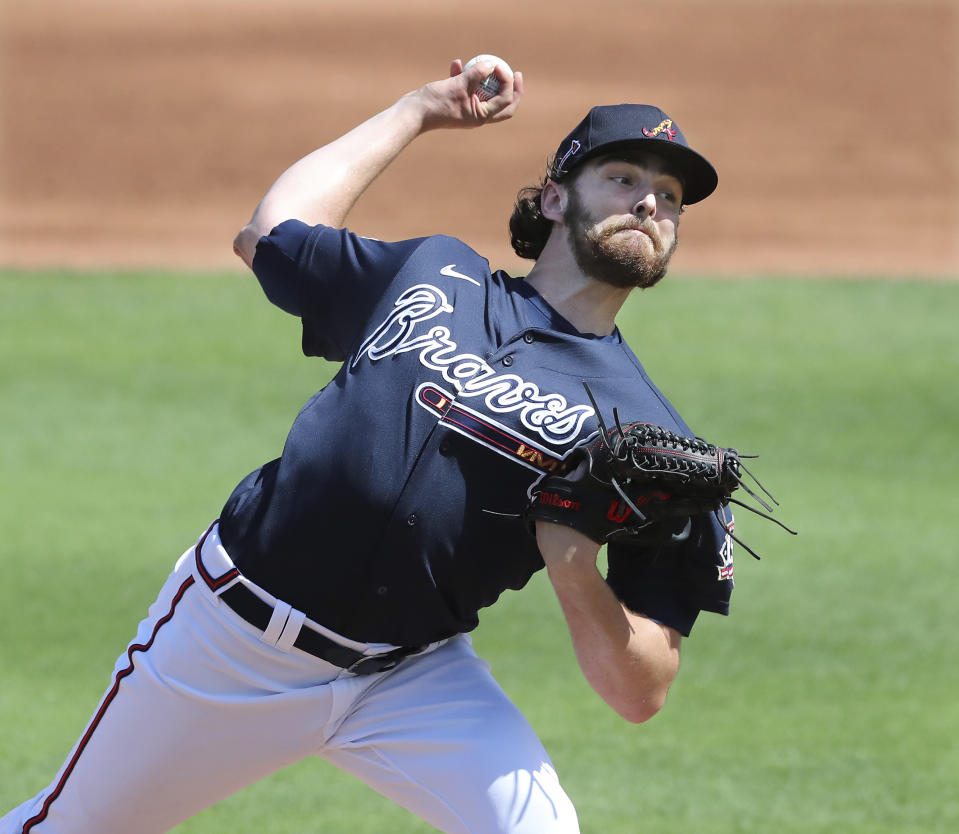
583,382,797,559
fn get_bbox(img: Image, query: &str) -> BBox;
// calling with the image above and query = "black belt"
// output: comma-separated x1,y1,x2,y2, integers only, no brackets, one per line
219,583,422,676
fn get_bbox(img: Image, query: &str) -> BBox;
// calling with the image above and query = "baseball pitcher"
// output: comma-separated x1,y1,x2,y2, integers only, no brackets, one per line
3,57,775,834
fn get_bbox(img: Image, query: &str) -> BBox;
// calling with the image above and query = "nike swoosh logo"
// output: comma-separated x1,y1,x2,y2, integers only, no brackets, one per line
440,264,481,286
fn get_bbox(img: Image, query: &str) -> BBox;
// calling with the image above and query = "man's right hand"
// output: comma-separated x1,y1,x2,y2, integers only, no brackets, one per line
411,58,523,132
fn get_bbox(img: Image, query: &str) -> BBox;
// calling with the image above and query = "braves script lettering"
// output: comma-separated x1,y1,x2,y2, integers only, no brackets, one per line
354,284,593,445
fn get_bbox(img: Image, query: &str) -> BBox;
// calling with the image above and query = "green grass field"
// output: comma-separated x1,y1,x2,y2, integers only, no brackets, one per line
2,270,957,833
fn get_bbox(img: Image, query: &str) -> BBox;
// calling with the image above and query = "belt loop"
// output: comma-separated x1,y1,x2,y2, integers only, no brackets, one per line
261,600,292,646
193,520,239,603
275,608,306,653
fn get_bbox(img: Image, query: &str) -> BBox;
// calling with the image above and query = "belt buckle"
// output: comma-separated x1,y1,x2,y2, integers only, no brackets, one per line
346,646,419,676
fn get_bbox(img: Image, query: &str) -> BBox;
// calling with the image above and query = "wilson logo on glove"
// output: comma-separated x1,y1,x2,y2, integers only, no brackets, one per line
606,501,633,524
606,490,672,523
539,491,582,511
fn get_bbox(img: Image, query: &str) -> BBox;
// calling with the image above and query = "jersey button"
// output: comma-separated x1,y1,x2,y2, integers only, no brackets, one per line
523,333,535,344
439,441,452,455
502,355,514,367
407,514,419,526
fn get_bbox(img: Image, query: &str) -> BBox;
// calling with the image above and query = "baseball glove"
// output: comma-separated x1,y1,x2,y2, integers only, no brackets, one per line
525,384,796,557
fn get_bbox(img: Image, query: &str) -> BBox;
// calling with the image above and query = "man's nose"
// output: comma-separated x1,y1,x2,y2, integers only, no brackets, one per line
632,190,657,219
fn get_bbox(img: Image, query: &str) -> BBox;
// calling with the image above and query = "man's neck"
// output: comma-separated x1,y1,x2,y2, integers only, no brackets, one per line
524,244,632,337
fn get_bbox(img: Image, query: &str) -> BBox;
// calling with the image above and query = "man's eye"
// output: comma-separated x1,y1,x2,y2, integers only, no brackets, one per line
659,191,678,204
612,176,632,185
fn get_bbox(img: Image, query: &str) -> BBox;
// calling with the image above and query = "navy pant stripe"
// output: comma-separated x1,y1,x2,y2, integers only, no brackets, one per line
21,575,196,832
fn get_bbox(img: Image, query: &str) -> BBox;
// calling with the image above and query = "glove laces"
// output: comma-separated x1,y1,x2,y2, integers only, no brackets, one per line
583,382,796,559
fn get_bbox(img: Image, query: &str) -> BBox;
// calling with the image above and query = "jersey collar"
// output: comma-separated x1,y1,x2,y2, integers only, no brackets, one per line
504,274,623,344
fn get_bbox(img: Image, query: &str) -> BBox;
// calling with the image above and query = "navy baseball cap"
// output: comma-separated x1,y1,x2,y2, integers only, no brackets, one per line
550,104,718,204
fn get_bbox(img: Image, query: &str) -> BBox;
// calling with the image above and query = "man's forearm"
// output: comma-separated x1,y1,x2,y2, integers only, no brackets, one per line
233,59,523,267
234,96,428,266
537,522,681,723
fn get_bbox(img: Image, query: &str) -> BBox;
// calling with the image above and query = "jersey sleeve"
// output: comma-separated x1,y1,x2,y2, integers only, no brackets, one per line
604,509,734,637
251,220,427,362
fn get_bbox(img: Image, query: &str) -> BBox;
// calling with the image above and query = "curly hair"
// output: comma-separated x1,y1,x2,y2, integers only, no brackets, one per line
508,179,551,261
509,153,601,260
508,154,580,260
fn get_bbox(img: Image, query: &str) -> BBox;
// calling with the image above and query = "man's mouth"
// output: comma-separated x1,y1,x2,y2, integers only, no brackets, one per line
613,221,652,236
615,225,656,245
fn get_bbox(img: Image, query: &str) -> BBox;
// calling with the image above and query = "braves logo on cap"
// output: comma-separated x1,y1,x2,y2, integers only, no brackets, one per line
642,119,677,141
555,139,582,173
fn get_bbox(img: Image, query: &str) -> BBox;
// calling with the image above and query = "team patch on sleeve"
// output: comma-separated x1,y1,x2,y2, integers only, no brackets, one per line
718,518,735,580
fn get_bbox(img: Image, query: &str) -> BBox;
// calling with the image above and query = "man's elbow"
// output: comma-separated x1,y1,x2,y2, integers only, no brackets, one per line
616,688,669,724
614,619,682,723
233,225,259,269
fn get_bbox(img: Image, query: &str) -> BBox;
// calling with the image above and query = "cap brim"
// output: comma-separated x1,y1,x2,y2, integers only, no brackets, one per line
577,138,718,204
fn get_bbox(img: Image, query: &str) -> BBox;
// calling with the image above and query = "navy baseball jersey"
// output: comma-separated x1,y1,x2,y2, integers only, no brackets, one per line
218,221,734,646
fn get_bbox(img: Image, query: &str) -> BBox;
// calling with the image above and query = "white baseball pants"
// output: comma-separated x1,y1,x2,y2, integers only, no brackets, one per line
1,524,579,833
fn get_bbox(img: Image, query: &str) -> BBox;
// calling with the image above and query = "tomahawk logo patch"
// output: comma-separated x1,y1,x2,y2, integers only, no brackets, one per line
417,383,566,474
556,139,582,174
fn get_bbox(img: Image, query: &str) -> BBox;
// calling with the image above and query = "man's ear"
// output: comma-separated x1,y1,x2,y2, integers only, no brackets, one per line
540,180,568,223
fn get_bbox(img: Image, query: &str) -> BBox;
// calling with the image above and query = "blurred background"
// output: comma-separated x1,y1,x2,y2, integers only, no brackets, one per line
2,0,956,277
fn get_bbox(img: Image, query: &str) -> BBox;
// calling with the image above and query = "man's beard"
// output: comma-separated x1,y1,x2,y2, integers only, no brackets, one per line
565,187,678,290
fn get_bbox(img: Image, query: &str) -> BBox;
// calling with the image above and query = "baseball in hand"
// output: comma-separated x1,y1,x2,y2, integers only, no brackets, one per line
463,54,513,101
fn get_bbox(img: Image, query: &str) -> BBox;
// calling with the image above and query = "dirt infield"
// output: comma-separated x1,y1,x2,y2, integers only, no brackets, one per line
2,0,956,277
